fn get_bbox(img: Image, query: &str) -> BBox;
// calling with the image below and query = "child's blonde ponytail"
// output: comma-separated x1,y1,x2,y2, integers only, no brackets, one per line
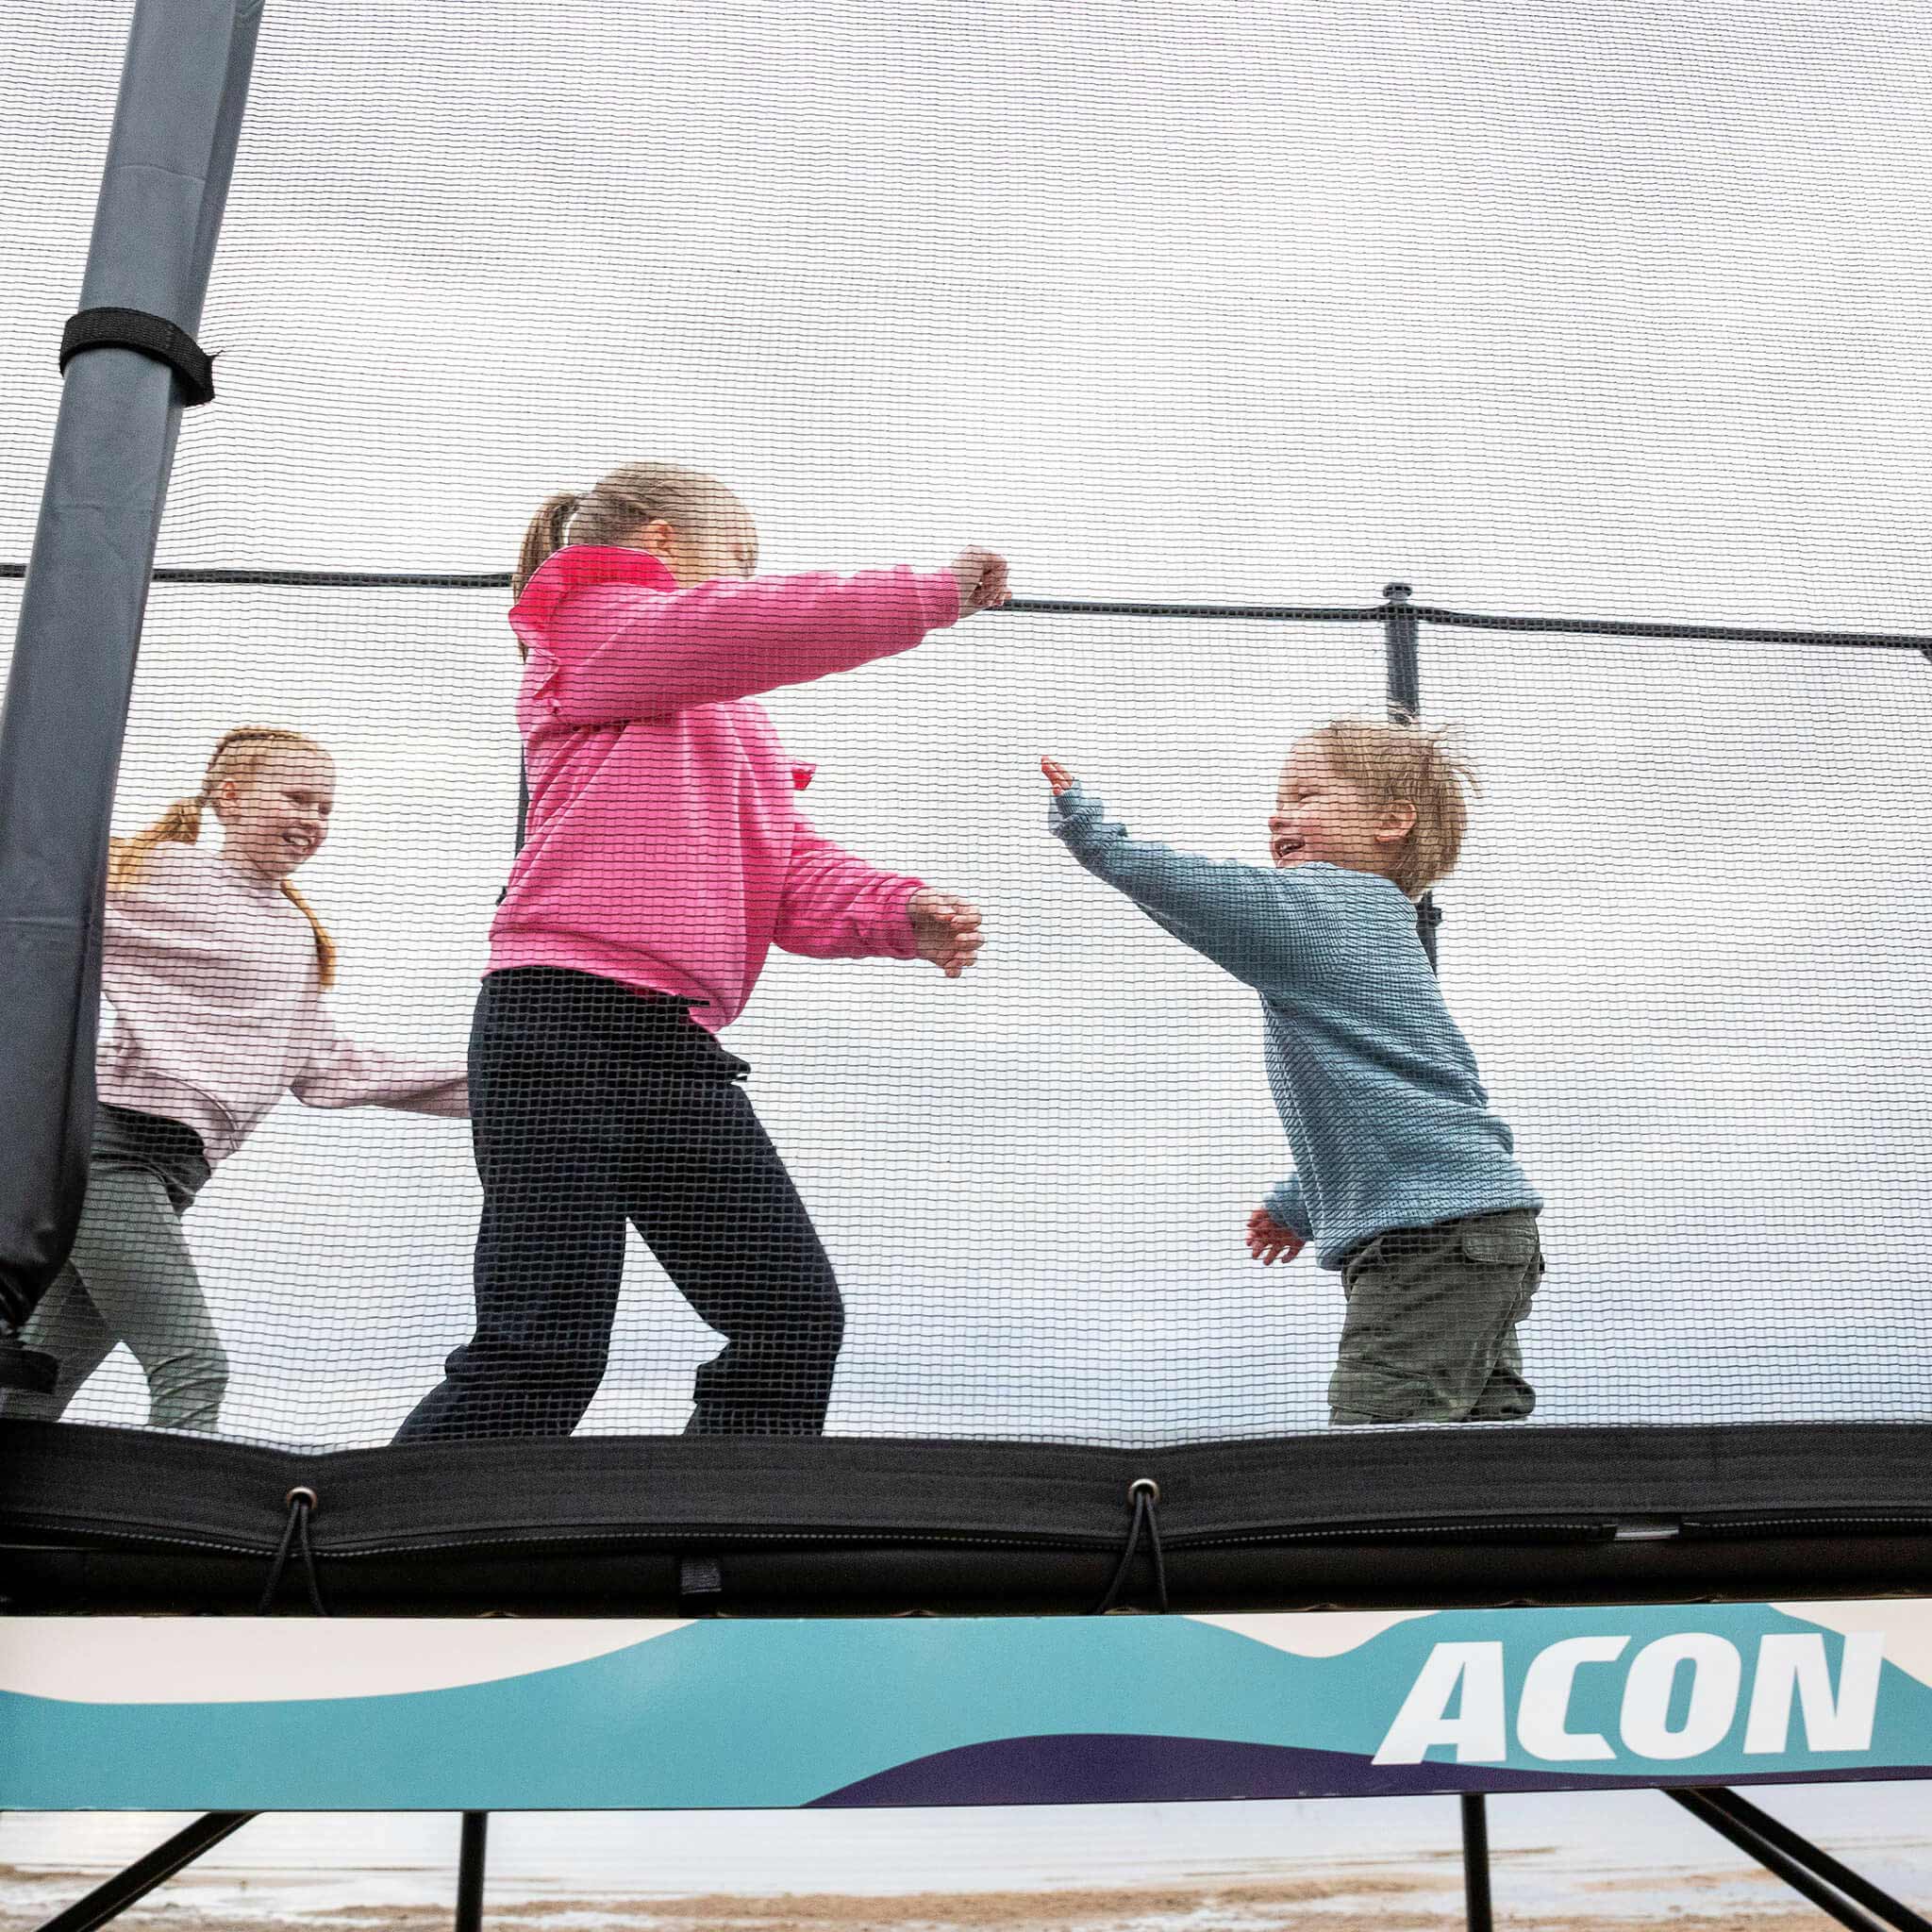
109,726,340,990
508,464,741,652
512,491,582,605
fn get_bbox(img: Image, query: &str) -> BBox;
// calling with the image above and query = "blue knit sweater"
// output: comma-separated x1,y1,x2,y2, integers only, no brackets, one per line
1050,787,1540,1269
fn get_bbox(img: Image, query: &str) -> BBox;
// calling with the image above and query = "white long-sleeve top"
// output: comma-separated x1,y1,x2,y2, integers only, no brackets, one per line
97,843,468,1166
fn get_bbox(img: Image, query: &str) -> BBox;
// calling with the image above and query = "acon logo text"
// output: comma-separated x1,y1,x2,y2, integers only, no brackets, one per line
1374,1631,1884,1766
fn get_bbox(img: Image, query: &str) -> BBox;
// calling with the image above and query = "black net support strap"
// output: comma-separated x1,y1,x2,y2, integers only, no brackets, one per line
58,308,215,407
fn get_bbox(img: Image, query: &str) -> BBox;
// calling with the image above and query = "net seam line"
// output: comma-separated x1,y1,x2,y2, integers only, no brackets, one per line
9,1514,1923,1561
0,1518,1114,1557
1,560,1929,651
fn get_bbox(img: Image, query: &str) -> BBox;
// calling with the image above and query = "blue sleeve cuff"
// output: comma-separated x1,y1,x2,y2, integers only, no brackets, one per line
1263,1176,1312,1239
1047,784,1114,856
1048,781,1092,824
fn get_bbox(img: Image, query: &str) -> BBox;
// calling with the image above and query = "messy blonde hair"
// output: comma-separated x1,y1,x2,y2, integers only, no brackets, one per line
1294,713,1480,896
510,460,742,623
108,727,339,989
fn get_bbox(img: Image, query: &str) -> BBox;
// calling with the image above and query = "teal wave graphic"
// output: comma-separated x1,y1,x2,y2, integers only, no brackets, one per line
1,1606,1926,1809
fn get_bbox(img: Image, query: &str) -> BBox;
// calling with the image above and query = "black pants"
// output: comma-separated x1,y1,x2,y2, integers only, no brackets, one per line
394,968,844,1441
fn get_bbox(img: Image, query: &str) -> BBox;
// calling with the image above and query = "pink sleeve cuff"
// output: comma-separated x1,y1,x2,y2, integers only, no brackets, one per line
915,570,963,630
874,880,928,959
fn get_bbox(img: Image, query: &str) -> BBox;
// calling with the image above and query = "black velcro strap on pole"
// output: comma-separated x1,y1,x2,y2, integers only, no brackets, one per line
58,308,216,407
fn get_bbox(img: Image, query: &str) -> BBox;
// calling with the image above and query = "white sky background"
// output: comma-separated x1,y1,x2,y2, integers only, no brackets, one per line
2,0,1930,1447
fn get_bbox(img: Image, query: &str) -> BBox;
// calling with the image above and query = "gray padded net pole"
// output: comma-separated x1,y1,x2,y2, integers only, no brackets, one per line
0,0,265,1361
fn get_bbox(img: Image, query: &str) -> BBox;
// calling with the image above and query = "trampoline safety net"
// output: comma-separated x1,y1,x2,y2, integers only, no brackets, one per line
1,0,1930,1515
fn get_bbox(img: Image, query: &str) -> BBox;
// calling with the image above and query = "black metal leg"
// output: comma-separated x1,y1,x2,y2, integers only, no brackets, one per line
1668,1789,1896,1932
455,1810,489,1932
1459,1792,1493,1932
32,1812,257,1932
1680,1789,1932,1932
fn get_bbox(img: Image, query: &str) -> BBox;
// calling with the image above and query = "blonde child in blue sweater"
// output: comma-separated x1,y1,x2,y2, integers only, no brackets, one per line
1043,717,1542,1425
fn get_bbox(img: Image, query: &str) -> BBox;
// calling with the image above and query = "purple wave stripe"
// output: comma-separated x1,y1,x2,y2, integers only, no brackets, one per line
808,1734,1570,1807
808,1734,1932,1809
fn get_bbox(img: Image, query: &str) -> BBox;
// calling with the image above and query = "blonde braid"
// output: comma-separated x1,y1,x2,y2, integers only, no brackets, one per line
107,794,208,893
111,726,339,988
276,877,338,991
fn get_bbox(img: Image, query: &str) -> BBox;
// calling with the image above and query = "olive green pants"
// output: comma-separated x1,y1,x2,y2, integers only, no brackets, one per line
1328,1207,1542,1425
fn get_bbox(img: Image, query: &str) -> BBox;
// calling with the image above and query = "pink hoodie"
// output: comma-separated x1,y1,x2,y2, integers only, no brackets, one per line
490,545,962,1027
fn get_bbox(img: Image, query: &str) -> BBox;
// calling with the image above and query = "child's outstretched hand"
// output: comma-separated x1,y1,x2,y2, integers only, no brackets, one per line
950,547,1011,615
908,890,985,979
1041,757,1077,796
1246,1208,1306,1266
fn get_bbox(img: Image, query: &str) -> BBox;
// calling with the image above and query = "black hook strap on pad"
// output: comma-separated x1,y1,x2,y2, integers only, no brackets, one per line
1093,1478,1170,1615
257,1488,329,1616
59,308,216,407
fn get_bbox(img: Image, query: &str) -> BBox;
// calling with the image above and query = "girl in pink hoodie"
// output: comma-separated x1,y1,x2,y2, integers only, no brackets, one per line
395,463,1006,1442
8,728,469,1435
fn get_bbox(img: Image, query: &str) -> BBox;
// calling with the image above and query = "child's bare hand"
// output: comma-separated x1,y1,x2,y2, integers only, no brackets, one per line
908,890,984,978
950,547,1010,614
1246,1208,1306,1266
1041,757,1077,797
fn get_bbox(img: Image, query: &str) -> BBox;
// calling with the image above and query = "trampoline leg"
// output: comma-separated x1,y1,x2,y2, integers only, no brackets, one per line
1696,1789,1932,1932
455,1810,489,1932
31,1811,257,1932
1667,1788,1914,1932
1459,1792,1493,1932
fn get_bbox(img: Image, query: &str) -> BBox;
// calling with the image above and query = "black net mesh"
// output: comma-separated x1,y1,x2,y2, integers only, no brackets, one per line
3,2,1930,1453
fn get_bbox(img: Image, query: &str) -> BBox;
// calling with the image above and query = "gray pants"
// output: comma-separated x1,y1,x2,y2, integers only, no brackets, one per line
1328,1207,1542,1426
6,1106,226,1433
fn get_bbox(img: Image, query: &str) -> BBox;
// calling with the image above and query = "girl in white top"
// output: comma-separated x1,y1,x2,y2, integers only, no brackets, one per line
8,727,467,1433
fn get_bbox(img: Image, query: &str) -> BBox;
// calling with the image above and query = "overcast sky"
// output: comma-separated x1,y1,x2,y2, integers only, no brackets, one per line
3,0,1930,1449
